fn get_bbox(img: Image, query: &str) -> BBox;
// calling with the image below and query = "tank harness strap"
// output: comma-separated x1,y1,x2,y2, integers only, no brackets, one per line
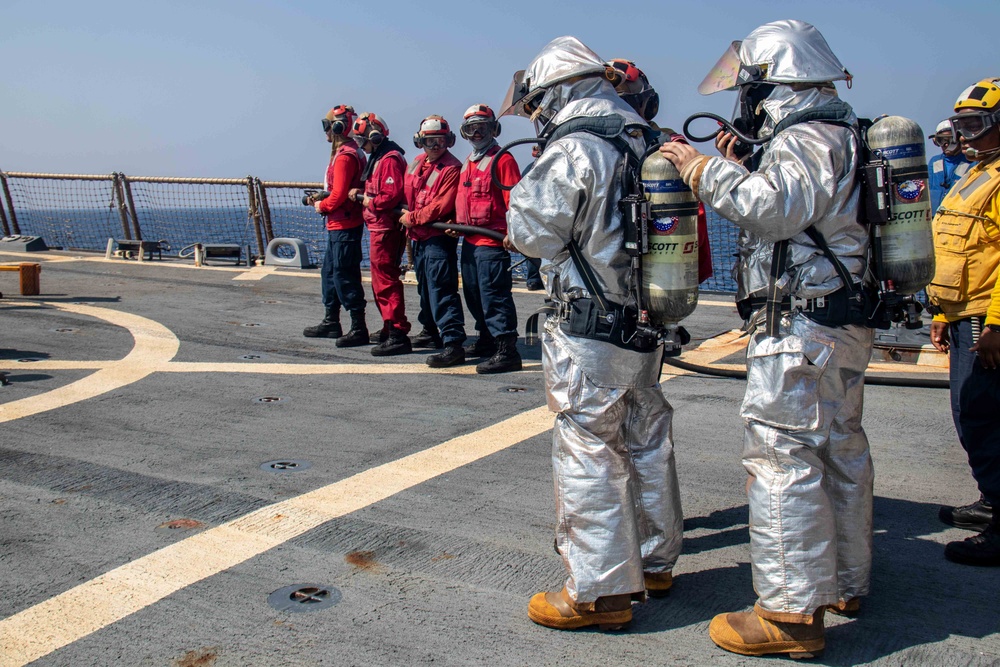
525,115,660,351
765,240,789,337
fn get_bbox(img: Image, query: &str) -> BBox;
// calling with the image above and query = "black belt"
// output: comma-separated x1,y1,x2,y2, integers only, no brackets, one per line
739,285,869,328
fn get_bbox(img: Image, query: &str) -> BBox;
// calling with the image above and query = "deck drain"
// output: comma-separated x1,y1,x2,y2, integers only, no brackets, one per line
254,396,286,403
50,328,78,333
268,585,341,613
500,386,529,393
241,322,264,327
261,299,281,304
261,459,312,472
240,354,267,360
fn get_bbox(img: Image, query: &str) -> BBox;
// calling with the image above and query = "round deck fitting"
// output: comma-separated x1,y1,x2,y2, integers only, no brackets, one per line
261,460,312,473
268,585,341,613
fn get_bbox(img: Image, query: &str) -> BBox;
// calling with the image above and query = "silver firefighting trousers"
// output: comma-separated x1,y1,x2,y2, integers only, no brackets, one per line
542,328,684,603
742,311,874,621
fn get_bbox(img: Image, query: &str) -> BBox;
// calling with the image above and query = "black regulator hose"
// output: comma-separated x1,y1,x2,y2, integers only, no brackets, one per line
347,193,505,242
663,356,949,389
682,112,770,146
429,222,506,243
492,138,545,191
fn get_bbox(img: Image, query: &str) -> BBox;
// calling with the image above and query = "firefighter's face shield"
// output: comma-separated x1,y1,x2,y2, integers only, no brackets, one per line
697,40,768,95
499,70,545,119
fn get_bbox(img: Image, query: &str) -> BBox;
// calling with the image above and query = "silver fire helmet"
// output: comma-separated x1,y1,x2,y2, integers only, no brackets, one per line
698,19,851,95
499,36,609,118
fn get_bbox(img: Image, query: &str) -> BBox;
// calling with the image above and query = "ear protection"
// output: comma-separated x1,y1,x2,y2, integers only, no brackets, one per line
323,104,356,137
354,113,388,146
608,60,659,122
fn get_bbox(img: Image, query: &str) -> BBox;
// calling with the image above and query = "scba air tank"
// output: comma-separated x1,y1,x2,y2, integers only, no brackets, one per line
639,150,699,325
866,116,935,295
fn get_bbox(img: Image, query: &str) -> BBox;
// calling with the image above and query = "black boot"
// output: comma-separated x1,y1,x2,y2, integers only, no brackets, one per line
412,328,443,349
303,308,342,338
371,328,412,357
464,333,497,358
940,495,993,532
426,343,465,368
370,321,391,344
476,333,522,374
945,512,1000,566
336,310,370,348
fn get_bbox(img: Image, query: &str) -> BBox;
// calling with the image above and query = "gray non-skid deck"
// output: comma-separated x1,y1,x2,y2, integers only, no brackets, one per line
0,250,996,667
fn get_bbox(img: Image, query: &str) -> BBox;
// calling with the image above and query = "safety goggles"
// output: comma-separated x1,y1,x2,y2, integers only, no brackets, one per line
950,110,1000,141
321,118,343,134
930,131,955,147
418,135,447,149
460,121,492,140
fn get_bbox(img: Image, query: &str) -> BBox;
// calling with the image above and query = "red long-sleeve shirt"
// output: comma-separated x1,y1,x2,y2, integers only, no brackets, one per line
318,149,365,231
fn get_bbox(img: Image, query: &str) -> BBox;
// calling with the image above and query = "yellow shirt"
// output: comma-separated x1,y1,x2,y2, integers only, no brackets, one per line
927,155,1000,326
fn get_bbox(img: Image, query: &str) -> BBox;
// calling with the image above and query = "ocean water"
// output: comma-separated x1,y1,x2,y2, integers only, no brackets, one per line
7,204,742,291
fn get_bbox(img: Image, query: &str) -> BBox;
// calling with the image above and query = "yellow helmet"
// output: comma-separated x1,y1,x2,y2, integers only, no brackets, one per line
954,78,1000,112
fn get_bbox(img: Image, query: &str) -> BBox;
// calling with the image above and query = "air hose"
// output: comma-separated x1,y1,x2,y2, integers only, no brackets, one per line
681,112,770,146
663,352,949,388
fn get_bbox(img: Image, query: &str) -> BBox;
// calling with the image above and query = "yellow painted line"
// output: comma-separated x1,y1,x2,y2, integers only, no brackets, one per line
698,298,736,308
0,405,555,667
161,361,542,375
0,303,178,424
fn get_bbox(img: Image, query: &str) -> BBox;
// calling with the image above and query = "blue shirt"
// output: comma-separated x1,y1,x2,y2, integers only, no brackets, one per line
928,152,973,213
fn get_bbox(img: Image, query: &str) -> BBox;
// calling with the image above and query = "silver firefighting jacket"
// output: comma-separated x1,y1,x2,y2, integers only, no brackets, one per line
507,77,660,387
699,86,866,302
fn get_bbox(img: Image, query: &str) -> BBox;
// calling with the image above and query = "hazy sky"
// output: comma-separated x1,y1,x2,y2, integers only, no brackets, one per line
2,0,995,181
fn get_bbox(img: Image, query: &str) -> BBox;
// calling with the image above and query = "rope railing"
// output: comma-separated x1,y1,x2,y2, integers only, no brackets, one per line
0,168,743,290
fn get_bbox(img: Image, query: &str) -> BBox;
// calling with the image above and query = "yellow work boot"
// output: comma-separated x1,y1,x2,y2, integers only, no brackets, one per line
527,586,632,631
644,571,673,598
709,605,825,659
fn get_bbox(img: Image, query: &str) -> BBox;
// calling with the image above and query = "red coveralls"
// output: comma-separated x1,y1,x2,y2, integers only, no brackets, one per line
362,149,410,334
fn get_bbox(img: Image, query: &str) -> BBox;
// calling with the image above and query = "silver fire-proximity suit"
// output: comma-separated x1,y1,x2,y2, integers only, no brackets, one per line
687,21,874,621
504,37,683,604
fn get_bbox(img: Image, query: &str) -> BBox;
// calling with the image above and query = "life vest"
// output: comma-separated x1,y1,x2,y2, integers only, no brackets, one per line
927,157,1000,316
362,150,406,231
456,146,509,245
405,157,450,215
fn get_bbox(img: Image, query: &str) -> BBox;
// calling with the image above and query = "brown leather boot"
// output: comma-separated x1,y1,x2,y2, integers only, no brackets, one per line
709,605,825,659
527,586,632,631
643,571,673,598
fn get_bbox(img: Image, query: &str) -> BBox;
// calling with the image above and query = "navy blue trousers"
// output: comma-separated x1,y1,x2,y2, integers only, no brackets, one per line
413,235,466,346
321,227,366,313
949,318,1000,506
460,240,517,339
